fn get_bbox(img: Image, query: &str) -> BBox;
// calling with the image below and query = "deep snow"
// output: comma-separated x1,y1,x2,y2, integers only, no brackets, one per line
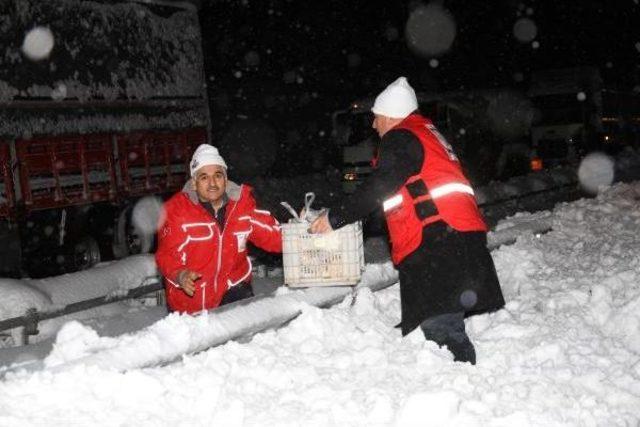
0,182,639,426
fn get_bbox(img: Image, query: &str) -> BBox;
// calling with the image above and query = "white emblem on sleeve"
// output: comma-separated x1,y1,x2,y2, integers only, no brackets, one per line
234,230,250,252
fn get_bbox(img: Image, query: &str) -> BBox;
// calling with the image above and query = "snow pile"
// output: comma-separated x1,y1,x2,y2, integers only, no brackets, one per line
29,254,159,308
40,263,398,372
0,279,51,320
0,255,158,322
1,183,640,425
487,210,553,248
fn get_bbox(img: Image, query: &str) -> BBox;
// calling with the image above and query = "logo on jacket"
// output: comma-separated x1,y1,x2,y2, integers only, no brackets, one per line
234,231,250,252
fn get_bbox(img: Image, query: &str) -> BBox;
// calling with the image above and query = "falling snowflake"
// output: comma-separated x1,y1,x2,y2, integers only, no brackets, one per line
385,26,399,41
405,4,456,57
513,18,537,43
578,152,614,194
132,196,166,235
244,51,260,67
21,26,54,61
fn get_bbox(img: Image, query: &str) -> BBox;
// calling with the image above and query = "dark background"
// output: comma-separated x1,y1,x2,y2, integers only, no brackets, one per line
199,0,640,176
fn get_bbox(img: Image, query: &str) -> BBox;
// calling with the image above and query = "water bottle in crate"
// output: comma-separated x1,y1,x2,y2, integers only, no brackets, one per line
281,221,365,287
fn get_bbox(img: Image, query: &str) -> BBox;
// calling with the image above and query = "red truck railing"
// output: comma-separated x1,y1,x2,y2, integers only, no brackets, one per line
0,142,16,218
0,127,207,217
16,134,117,210
118,128,205,197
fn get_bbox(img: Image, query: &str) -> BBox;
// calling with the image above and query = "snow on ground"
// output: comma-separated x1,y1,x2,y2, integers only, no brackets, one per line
0,254,159,321
0,255,161,349
1,182,640,426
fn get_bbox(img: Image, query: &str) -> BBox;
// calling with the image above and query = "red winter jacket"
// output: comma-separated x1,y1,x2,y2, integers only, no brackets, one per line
155,182,282,313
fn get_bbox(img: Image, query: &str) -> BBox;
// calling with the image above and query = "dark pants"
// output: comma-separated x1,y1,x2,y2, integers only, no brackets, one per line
420,312,476,365
220,282,254,306
397,222,505,336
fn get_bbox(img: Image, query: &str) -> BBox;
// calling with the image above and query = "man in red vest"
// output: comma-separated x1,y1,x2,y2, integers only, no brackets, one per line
311,77,505,364
155,144,282,314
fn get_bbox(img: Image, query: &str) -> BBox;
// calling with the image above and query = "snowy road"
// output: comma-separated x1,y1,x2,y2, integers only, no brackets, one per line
0,182,639,426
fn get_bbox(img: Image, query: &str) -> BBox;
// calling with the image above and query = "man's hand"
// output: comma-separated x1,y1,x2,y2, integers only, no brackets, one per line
309,212,333,234
176,269,202,297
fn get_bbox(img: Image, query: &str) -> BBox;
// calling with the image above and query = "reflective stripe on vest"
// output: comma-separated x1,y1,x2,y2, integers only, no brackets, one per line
383,194,403,211
383,182,474,212
429,183,475,199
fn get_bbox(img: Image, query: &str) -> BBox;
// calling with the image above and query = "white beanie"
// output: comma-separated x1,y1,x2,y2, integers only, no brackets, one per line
190,144,227,177
371,76,418,119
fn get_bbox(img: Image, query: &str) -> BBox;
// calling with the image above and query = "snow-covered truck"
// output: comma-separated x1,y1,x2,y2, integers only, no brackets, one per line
0,0,211,277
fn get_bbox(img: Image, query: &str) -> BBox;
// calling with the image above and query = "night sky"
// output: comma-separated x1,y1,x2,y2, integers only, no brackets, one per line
199,0,640,173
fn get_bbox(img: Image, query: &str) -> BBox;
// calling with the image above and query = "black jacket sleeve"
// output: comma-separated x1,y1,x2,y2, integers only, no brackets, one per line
328,129,424,229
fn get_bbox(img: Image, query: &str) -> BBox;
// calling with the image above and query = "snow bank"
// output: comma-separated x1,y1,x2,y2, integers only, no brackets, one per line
0,279,51,320
28,254,159,308
0,255,159,348
40,263,398,372
1,182,640,426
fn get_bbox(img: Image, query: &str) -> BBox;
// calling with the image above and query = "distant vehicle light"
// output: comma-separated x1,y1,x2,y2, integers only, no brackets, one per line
604,135,611,142
344,172,358,181
530,157,543,171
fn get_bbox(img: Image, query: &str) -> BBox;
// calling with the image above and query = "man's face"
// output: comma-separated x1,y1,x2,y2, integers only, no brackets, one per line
192,164,227,203
372,114,398,138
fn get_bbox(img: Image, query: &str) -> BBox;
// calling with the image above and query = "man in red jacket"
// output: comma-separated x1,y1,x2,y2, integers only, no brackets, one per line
155,144,282,314
311,77,504,364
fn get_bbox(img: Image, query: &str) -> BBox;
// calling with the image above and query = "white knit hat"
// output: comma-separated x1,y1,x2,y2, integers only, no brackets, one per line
371,76,418,119
190,144,227,177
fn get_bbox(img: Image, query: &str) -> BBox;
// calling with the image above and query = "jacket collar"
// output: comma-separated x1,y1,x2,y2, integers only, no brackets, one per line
182,179,243,205
397,112,430,128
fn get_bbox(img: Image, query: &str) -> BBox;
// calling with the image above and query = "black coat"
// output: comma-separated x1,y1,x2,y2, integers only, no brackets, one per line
328,127,505,334
397,221,505,335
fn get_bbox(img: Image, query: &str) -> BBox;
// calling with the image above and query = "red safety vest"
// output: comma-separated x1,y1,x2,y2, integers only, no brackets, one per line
382,114,487,264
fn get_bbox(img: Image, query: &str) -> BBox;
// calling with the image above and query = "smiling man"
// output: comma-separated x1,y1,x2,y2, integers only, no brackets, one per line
155,144,282,314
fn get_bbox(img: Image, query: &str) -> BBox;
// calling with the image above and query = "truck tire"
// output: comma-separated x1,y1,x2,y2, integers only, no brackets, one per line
112,205,146,258
72,236,101,271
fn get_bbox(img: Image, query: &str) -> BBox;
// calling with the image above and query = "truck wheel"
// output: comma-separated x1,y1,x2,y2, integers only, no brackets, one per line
73,236,101,271
112,203,156,258
112,205,142,257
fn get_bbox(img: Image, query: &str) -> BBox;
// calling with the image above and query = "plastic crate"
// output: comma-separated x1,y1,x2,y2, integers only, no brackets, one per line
282,221,365,287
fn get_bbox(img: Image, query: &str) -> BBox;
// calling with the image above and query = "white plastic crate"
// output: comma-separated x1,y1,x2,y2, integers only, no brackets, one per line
282,221,365,287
